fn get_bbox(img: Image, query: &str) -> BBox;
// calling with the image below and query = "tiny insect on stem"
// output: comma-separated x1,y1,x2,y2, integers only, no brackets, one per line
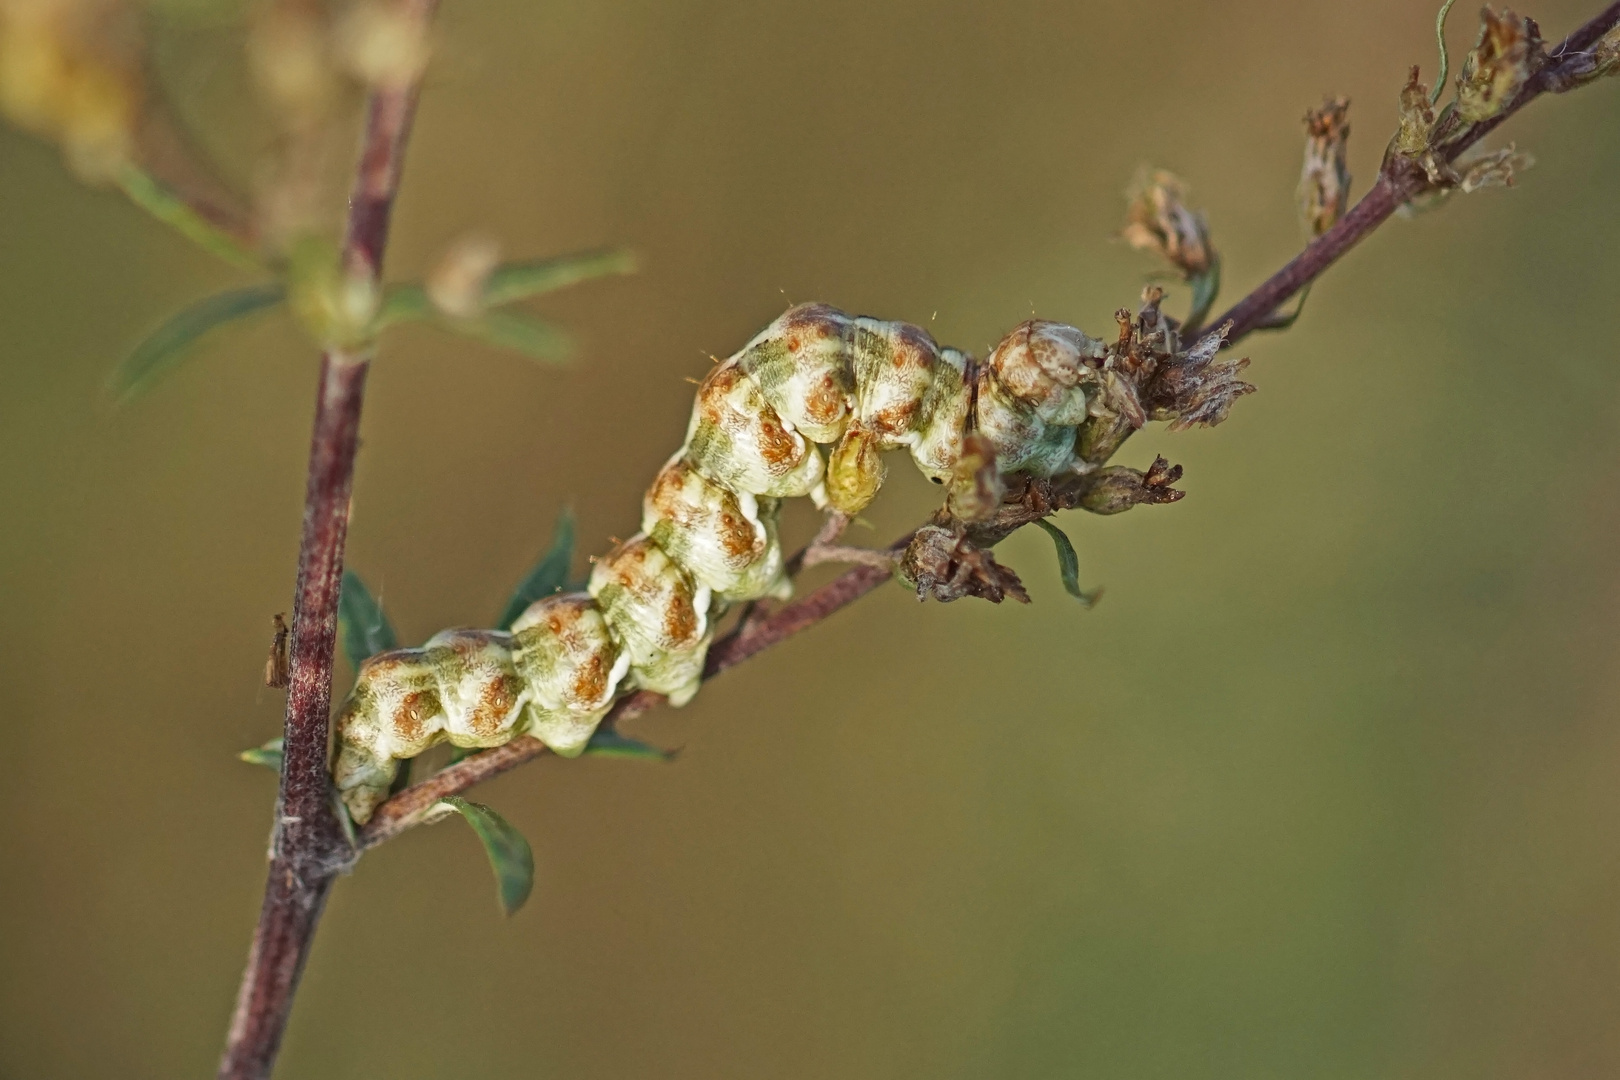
264,614,291,690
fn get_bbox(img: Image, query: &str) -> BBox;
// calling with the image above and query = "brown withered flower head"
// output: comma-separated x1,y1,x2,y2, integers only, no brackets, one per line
1456,7,1544,122
1121,168,1215,281
1298,97,1351,237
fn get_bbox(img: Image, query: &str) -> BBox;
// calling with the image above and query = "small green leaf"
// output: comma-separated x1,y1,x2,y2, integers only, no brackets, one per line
339,570,399,674
583,729,676,762
109,283,286,404
1186,257,1221,333
1033,519,1100,607
239,737,284,772
443,310,574,363
436,796,535,916
498,509,577,629
483,248,637,307
447,745,477,765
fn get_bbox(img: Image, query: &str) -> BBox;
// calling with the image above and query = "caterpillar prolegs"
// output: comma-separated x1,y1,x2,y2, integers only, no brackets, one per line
334,303,1111,823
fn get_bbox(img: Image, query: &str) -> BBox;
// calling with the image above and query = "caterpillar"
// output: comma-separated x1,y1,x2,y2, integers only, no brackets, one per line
333,302,1113,824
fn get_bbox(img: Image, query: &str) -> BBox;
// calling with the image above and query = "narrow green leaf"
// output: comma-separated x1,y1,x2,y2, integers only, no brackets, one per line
483,248,637,307
1033,519,1100,607
373,284,433,330
374,288,573,362
498,508,576,629
239,737,284,772
443,310,574,363
115,166,263,270
583,729,676,762
1253,283,1312,333
436,796,535,916
109,283,286,404
447,745,477,765
339,570,399,674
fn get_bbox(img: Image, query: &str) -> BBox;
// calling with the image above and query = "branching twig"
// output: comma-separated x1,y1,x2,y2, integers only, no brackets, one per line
353,0,1620,848
1193,0,1620,343
216,4,440,1077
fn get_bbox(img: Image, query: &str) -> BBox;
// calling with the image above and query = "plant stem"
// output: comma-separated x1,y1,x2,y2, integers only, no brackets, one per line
216,5,439,1076
354,0,1620,843
1198,0,1620,343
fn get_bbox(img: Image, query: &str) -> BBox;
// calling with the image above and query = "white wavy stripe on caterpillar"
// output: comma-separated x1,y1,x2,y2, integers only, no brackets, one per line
333,303,1104,823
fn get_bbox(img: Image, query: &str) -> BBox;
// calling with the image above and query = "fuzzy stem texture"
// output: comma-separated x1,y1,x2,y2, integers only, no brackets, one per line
216,3,439,1076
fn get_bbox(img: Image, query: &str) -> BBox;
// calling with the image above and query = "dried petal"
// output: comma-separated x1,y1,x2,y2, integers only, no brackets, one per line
1457,143,1533,191
1146,323,1256,430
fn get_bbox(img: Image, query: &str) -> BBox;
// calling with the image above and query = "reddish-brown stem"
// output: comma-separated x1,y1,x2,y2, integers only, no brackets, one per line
217,5,438,1076
1198,0,1620,343
353,2,1620,847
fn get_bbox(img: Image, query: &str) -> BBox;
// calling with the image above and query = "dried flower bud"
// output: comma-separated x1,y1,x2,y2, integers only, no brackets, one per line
1456,7,1543,123
247,6,336,129
898,525,1029,605
335,0,432,90
427,232,500,319
0,0,140,180
288,236,380,348
1076,457,1185,516
1298,97,1351,237
1394,66,1437,156
1121,168,1215,280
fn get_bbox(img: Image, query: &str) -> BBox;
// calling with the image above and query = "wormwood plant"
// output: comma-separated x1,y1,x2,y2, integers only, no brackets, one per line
4,1,1618,1076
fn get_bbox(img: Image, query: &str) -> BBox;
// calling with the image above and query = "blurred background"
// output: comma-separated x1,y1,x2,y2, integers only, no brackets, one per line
4,0,1620,1076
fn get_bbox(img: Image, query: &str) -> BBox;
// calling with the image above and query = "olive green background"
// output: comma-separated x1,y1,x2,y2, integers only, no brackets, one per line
4,1,1620,1076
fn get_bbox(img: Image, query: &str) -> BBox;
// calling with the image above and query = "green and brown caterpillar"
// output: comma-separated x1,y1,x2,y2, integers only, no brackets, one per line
333,302,1143,823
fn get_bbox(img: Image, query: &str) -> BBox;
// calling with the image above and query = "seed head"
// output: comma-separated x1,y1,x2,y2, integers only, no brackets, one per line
335,0,432,90
1456,7,1543,123
427,232,501,319
1298,97,1351,237
1121,168,1215,281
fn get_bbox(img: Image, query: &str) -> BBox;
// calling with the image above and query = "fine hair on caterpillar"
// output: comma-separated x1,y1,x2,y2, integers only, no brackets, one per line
334,301,1155,823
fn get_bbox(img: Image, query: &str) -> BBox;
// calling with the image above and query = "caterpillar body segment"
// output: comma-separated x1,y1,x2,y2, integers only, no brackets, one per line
334,303,1105,824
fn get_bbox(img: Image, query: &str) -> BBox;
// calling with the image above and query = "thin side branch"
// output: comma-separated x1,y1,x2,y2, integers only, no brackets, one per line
1198,0,1620,342
216,4,440,1077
